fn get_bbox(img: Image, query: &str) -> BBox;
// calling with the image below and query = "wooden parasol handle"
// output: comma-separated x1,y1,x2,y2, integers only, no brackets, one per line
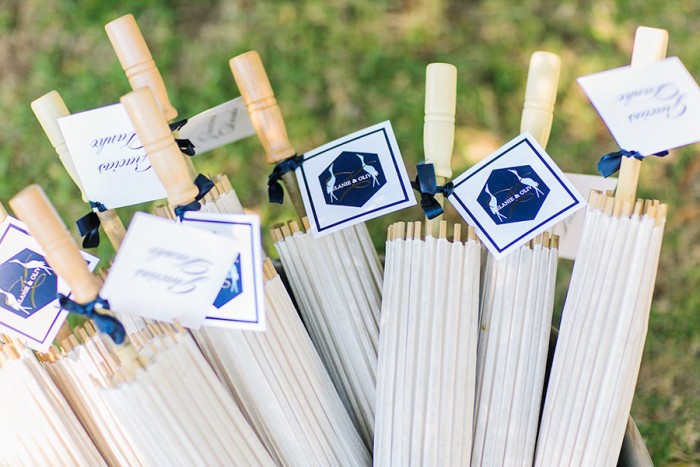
0,202,7,224
10,185,101,304
121,87,198,207
31,91,89,202
424,63,457,181
521,51,561,148
615,27,668,209
105,13,178,122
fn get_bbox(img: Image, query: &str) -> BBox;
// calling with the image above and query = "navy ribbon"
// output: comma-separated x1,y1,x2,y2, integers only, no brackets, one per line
268,154,304,204
173,174,216,220
76,201,108,249
411,162,454,219
597,149,669,178
169,119,196,157
58,294,125,345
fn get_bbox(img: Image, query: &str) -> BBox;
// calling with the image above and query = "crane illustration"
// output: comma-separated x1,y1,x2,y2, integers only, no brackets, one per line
356,154,380,187
325,163,338,202
0,287,31,315
485,184,507,222
508,169,545,198
9,259,53,275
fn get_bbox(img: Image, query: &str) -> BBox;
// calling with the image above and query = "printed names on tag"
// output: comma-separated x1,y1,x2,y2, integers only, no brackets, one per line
176,98,256,155
58,103,167,209
0,216,99,352
297,121,416,237
448,132,586,260
101,213,237,329
578,57,700,155
182,212,265,332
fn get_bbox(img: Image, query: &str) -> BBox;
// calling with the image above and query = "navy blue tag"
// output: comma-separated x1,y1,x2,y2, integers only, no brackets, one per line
476,165,551,224
213,253,243,308
0,249,57,318
319,151,387,207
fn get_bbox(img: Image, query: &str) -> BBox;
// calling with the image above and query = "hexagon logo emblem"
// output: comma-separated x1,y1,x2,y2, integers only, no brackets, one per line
0,249,57,318
477,165,550,224
319,151,387,207
213,253,242,308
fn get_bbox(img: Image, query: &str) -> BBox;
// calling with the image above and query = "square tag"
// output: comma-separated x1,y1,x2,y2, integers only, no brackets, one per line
58,103,167,209
176,97,256,155
0,216,98,352
297,121,416,237
578,57,700,155
448,132,586,259
182,211,265,332
100,213,237,329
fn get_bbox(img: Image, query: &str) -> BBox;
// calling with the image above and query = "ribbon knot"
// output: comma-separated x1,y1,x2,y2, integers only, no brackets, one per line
173,174,216,220
268,155,304,204
411,162,454,219
169,119,196,157
76,201,108,249
58,295,126,345
597,149,669,178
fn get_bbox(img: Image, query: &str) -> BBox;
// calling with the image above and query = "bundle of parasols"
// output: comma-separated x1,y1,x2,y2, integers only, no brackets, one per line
0,12,690,467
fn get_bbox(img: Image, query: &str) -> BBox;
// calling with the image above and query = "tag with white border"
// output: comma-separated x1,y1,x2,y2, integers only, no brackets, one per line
101,213,237,328
182,211,265,332
297,121,416,237
58,103,168,209
448,132,586,259
0,216,99,352
577,57,700,155
176,97,256,155
551,173,618,260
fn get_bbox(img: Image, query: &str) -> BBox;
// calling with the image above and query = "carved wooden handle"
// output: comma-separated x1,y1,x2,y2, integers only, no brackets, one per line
424,63,457,180
121,87,198,207
520,51,561,148
105,13,177,121
10,185,101,303
229,51,296,164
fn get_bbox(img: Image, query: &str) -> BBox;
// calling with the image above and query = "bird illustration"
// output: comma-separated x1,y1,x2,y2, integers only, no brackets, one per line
485,184,507,222
356,154,380,187
9,258,53,275
227,263,240,294
0,288,31,315
508,169,545,198
325,163,338,202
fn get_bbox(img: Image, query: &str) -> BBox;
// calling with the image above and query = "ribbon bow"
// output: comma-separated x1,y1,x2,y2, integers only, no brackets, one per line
411,162,454,219
169,119,196,157
268,155,304,204
76,201,108,249
58,295,126,345
173,174,216,220
597,149,669,178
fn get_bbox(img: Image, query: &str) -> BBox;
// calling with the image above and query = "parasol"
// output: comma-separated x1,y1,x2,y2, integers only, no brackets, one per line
122,85,371,465
231,51,381,447
535,26,669,466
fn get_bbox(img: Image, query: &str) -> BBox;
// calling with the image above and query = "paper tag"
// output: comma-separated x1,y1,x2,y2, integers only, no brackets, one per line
578,57,700,155
175,98,256,155
448,132,586,259
182,212,265,331
101,213,237,328
0,216,98,352
297,121,416,237
58,103,168,209
551,173,618,260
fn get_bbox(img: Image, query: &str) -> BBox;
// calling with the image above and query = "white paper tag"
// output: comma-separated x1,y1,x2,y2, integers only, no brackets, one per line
101,213,237,328
58,103,168,209
182,212,265,332
0,217,99,352
296,121,416,237
578,57,700,155
175,97,256,155
550,174,618,260
448,132,586,260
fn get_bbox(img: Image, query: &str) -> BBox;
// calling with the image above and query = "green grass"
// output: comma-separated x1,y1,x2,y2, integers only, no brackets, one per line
1,0,699,463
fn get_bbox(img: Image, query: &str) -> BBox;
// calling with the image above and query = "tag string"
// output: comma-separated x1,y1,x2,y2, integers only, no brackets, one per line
411,162,454,219
76,201,108,249
58,294,126,345
169,119,196,157
597,148,669,178
173,174,216,220
268,154,304,204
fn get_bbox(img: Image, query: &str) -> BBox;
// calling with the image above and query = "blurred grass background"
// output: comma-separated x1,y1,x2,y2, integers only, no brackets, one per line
1,0,698,463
